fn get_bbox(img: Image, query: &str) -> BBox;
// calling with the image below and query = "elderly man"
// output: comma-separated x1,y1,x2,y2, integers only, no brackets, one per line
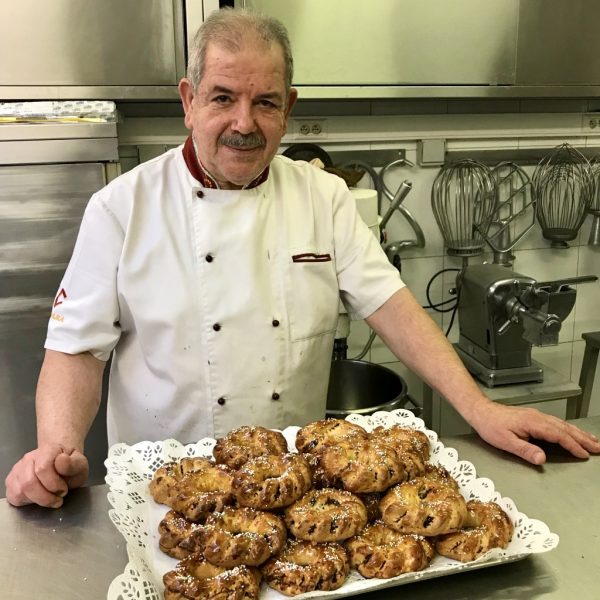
5,8,599,508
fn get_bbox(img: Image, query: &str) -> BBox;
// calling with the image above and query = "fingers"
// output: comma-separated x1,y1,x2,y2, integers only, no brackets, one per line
473,404,599,465
508,437,546,465
566,423,600,453
5,451,65,508
55,451,89,489
4,445,82,509
527,419,594,460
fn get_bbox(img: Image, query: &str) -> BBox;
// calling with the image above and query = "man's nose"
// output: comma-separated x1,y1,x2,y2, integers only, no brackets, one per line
231,101,256,134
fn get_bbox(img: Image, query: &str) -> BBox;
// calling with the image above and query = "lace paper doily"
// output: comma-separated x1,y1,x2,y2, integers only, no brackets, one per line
106,409,559,600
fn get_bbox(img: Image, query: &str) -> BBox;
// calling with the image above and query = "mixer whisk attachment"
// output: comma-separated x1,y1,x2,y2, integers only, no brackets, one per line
587,156,600,246
431,159,496,263
532,143,593,248
476,161,536,266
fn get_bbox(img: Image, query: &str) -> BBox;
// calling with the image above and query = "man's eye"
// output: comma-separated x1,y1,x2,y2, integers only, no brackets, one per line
258,99,278,109
213,95,231,104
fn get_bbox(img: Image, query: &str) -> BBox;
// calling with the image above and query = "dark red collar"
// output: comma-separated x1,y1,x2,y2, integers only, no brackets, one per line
182,136,269,189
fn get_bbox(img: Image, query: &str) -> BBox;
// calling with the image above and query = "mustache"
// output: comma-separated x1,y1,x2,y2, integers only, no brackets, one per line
219,132,266,149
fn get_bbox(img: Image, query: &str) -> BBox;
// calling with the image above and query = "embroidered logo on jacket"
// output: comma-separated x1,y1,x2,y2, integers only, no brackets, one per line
53,287,67,307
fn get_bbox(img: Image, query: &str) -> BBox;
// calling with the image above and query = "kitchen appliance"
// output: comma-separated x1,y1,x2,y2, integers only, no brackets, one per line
326,359,408,417
0,114,118,489
587,156,600,246
480,161,536,266
532,143,593,248
379,158,425,270
431,160,496,265
454,263,596,386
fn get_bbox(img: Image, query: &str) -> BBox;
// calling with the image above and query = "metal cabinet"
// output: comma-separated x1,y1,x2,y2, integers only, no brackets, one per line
241,0,519,86
238,0,600,99
0,123,118,491
0,0,185,99
516,0,600,85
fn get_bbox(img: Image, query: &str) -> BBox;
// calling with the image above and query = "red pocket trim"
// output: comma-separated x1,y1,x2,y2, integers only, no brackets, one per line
292,252,332,263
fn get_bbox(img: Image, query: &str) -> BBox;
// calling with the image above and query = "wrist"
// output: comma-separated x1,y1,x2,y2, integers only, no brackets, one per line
459,393,495,429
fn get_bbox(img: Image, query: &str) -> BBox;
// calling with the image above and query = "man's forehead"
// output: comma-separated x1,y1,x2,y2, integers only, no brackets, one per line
201,41,286,92
205,36,285,67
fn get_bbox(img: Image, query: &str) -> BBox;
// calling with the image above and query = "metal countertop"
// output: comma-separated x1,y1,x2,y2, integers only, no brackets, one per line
1,416,598,599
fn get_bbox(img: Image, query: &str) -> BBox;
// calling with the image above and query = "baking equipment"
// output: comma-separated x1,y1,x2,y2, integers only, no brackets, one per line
326,360,408,417
532,143,593,248
282,142,333,167
379,158,425,257
431,160,497,264
340,155,425,266
587,156,600,246
454,263,596,386
478,161,535,266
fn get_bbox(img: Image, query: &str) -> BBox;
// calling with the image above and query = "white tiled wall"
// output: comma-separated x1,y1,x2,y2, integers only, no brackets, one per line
283,102,600,426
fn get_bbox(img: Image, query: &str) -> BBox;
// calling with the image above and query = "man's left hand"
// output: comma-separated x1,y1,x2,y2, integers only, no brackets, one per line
470,403,600,465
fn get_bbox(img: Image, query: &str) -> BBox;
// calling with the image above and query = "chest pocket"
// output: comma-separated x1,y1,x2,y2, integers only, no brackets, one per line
284,249,340,341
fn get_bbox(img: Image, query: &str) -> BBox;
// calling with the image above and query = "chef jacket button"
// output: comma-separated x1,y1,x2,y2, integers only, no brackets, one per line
217,396,226,406
213,323,221,331
196,190,204,198
271,392,280,400
272,319,280,327
206,254,214,263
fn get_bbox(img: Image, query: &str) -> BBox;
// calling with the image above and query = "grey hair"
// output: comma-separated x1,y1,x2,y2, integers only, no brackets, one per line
187,7,294,94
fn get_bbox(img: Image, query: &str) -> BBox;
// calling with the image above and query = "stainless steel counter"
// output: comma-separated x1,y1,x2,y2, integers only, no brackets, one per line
1,416,598,599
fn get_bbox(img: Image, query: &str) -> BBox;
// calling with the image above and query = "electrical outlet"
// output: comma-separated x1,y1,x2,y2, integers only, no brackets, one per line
583,114,600,131
293,119,328,138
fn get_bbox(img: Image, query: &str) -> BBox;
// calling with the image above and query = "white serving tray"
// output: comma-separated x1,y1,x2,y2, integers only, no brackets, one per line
105,409,559,600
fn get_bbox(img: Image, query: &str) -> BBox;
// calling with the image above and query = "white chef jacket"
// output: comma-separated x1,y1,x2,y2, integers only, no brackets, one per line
45,145,404,445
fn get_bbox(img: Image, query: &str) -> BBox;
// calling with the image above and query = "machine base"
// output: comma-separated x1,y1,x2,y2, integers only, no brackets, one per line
455,345,544,388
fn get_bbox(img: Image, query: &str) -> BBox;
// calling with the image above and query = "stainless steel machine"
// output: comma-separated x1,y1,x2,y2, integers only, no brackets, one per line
0,117,119,491
455,263,596,387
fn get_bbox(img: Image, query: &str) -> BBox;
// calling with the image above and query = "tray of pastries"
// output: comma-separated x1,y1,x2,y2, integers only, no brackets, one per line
105,409,558,600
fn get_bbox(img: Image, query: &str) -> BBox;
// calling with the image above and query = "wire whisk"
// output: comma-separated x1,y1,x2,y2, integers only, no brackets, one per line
431,159,496,264
532,143,593,248
587,156,600,246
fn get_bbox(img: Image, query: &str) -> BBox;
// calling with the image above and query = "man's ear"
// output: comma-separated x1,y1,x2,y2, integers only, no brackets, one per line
282,87,298,130
178,78,195,131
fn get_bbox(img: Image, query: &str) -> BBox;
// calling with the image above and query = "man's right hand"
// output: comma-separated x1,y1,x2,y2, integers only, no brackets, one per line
4,444,89,508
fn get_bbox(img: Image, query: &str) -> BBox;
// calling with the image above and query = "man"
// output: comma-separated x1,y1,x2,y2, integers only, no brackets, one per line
5,8,599,509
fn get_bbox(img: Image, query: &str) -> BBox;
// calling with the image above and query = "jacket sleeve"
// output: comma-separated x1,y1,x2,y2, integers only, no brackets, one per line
45,193,123,361
332,182,405,320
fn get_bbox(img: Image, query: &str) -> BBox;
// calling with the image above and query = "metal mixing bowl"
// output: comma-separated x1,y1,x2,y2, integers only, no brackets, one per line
326,359,408,417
